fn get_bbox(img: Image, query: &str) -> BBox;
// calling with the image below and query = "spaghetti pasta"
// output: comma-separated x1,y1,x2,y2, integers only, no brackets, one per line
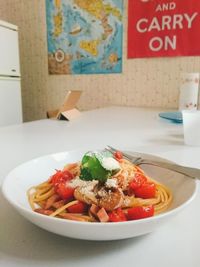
27,153,172,223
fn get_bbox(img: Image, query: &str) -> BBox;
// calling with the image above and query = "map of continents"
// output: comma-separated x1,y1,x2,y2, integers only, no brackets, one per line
46,0,123,74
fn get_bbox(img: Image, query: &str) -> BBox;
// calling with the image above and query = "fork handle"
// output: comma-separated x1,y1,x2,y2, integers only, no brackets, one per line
138,160,200,179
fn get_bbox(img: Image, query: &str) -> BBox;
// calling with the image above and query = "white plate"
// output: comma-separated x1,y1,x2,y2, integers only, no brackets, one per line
1,150,198,241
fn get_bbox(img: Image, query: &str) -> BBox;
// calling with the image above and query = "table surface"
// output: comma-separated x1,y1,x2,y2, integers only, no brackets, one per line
0,106,199,267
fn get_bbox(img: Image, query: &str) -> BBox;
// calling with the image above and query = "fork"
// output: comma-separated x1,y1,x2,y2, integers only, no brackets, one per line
106,145,200,179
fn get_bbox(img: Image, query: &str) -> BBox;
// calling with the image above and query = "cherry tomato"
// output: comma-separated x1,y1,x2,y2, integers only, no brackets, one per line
50,170,74,200
127,205,154,220
108,208,127,222
134,182,156,199
129,173,147,190
67,201,87,213
51,170,74,187
114,151,123,161
56,183,74,200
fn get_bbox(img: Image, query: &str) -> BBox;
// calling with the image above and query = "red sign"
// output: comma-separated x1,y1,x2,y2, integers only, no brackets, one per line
128,0,200,58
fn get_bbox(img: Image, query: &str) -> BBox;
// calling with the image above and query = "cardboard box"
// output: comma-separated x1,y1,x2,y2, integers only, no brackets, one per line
47,90,82,121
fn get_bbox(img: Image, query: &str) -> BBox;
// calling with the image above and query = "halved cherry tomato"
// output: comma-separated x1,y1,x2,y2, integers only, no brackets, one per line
67,201,87,213
114,151,123,161
51,170,74,187
56,183,74,200
108,208,127,222
134,182,156,199
127,205,154,220
50,170,74,200
129,173,147,190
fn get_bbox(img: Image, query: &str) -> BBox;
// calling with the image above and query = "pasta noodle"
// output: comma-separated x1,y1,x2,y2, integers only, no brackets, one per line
27,157,172,222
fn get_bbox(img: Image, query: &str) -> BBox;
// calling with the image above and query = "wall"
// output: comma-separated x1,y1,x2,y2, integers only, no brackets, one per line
1,0,200,122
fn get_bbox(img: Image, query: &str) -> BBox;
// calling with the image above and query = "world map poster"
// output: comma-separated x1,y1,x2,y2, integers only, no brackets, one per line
46,0,123,75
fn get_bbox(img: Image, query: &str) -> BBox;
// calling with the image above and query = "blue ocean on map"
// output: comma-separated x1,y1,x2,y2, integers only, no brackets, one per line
46,0,123,75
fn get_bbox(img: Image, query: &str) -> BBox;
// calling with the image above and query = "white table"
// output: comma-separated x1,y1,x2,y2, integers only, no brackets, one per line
0,107,199,267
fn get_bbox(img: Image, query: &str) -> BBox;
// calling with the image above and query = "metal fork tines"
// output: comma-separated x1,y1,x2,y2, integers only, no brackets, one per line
106,145,200,179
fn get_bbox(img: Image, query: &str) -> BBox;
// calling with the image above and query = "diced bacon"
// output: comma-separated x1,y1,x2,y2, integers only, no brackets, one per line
52,199,66,209
34,208,53,215
90,204,99,216
45,194,60,209
97,207,109,222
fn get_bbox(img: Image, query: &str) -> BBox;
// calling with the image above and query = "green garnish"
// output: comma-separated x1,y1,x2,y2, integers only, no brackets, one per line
80,152,112,183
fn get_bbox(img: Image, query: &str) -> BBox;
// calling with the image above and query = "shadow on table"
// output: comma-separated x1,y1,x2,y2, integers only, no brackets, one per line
0,192,148,264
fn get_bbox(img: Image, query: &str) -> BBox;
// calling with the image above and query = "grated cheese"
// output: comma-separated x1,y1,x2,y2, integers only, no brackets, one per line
101,157,120,171
105,178,118,188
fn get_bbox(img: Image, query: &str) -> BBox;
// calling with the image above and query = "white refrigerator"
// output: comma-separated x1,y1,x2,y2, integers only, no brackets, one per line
0,20,22,126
